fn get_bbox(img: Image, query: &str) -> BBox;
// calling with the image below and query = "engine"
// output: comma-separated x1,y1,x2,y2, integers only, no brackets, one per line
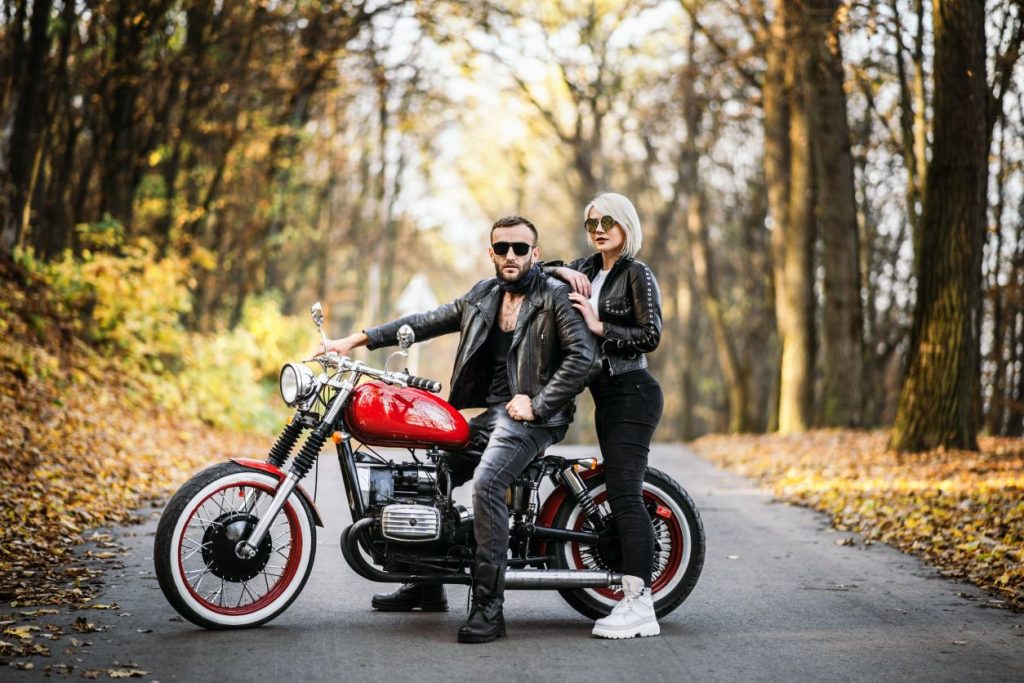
356,459,470,547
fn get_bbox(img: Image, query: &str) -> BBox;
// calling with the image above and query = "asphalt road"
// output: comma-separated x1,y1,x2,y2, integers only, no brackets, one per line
5,444,1023,682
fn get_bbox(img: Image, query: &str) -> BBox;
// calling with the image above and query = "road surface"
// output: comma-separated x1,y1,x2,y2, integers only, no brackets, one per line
4,444,1022,682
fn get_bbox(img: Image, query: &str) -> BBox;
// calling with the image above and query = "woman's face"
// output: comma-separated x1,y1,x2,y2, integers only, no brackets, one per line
587,207,625,257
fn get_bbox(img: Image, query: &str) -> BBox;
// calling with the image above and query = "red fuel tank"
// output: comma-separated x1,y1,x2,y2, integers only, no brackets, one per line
343,381,471,450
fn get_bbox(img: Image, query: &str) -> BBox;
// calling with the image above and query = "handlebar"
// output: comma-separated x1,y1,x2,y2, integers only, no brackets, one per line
311,354,442,393
406,375,443,393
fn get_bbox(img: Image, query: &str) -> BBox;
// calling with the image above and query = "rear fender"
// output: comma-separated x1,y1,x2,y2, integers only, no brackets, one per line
229,458,325,527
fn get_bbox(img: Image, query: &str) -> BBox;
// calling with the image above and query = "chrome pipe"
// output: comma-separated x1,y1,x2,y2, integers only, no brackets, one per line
504,569,623,589
341,519,623,589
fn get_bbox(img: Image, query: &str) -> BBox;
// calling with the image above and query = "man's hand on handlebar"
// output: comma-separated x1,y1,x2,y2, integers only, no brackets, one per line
321,332,369,358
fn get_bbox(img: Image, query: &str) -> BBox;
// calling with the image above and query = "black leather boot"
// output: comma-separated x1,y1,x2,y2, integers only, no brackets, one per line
457,563,506,643
371,583,448,612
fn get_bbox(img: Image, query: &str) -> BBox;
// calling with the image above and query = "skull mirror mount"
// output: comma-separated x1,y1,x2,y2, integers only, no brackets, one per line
311,302,324,330
397,324,415,350
311,302,329,356
385,325,415,373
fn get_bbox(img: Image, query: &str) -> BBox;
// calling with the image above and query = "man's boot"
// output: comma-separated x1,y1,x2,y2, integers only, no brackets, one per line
457,563,506,643
371,583,448,612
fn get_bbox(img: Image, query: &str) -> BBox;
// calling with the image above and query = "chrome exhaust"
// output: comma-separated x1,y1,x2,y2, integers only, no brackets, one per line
504,569,623,589
342,518,623,589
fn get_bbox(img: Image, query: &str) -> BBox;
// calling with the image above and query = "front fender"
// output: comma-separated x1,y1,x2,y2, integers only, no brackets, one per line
230,458,325,527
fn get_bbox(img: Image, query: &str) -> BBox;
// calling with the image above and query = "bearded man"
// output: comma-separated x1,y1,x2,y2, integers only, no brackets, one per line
324,215,596,643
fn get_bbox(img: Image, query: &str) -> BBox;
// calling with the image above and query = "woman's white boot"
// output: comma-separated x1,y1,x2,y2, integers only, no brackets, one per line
591,575,660,639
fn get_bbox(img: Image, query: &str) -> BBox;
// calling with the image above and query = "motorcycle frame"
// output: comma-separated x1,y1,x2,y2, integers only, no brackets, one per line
238,362,612,588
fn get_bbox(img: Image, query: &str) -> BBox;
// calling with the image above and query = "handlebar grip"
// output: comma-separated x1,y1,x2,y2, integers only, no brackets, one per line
407,375,442,393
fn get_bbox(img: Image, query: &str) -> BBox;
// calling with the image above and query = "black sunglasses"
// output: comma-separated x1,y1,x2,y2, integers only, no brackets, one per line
492,241,534,257
584,215,616,233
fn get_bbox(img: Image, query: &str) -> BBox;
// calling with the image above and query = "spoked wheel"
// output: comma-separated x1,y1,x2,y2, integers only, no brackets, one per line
154,462,316,629
550,466,705,620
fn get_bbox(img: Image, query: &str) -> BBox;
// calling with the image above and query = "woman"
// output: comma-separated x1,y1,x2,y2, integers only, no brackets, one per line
548,192,664,639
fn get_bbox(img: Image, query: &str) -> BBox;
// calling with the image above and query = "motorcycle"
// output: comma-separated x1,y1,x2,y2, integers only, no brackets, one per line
154,303,705,629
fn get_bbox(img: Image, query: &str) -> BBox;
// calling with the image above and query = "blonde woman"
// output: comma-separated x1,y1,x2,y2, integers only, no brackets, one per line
548,192,664,639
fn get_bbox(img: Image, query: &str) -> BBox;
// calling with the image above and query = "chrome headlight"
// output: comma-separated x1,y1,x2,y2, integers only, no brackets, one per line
279,363,315,406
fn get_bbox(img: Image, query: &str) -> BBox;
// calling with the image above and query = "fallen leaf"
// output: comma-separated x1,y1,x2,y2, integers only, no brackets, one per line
72,617,95,633
3,625,40,640
108,668,149,678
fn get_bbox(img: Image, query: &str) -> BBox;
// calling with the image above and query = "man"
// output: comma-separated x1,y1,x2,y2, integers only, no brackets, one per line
324,216,596,643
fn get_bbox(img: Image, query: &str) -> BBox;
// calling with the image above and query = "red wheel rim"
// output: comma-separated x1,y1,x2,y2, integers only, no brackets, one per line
569,488,685,600
177,480,303,616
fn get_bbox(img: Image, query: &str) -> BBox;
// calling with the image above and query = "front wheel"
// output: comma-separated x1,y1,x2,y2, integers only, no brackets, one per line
154,462,316,629
549,466,705,620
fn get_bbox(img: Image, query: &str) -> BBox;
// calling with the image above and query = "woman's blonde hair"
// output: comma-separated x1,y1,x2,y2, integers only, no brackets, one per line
583,192,643,258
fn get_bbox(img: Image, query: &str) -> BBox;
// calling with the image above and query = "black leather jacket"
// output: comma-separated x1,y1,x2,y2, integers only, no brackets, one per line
546,254,662,376
364,273,597,426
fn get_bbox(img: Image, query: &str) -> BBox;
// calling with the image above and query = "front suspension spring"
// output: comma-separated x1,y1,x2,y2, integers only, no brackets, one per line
289,430,326,479
267,420,304,468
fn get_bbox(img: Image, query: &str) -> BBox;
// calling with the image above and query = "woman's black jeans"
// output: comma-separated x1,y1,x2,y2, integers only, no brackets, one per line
589,367,664,586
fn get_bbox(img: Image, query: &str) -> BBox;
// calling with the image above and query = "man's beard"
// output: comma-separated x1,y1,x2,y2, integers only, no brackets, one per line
494,257,533,283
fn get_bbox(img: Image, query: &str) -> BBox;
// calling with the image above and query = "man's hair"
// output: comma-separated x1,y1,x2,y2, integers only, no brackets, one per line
490,215,538,243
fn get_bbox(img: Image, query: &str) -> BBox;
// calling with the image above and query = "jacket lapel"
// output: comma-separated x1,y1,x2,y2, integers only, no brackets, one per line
510,282,546,349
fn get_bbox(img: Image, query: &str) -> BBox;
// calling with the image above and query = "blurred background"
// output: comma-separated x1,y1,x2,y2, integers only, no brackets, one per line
1,0,1021,445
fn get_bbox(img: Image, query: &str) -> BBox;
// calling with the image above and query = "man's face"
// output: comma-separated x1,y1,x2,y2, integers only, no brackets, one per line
489,223,539,283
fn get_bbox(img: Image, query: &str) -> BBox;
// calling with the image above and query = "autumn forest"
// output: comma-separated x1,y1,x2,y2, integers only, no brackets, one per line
2,0,1024,451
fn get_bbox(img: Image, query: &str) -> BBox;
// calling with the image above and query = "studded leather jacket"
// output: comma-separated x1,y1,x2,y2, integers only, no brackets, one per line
364,274,597,426
546,254,662,376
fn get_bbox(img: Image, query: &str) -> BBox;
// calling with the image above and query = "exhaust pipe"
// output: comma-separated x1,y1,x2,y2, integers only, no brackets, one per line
341,519,624,589
505,569,623,589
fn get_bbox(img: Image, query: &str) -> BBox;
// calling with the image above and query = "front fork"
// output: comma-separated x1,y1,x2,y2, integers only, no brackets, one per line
236,376,356,559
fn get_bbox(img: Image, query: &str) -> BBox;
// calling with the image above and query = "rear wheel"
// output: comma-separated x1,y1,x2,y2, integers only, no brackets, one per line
154,462,316,629
549,466,704,620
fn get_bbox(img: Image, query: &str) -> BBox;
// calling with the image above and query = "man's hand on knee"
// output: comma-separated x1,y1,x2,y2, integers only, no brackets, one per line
506,394,535,422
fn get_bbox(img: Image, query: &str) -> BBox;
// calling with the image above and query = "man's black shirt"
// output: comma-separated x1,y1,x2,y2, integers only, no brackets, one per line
485,307,514,404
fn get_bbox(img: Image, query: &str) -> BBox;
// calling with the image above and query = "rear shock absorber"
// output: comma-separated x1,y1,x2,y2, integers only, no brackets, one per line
560,465,604,528
267,419,305,468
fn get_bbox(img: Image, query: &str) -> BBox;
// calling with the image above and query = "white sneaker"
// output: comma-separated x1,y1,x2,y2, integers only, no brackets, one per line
592,575,660,639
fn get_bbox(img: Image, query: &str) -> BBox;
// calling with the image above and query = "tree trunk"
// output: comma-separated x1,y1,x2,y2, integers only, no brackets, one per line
2,0,53,255
805,0,864,427
764,0,816,433
891,0,987,452
687,192,751,433
678,14,751,433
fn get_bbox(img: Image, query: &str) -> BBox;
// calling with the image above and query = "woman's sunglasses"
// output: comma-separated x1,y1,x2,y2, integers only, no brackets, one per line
492,241,534,257
584,215,616,233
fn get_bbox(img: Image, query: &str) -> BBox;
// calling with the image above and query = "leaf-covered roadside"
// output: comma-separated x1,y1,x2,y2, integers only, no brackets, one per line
0,258,269,607
691,431,1024,610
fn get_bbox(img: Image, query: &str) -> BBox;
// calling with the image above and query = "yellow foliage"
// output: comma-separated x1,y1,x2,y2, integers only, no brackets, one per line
14,236,307,434
1,249,299,606
693,431,1024,610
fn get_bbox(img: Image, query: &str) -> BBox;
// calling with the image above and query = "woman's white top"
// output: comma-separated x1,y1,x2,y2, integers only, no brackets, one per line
589,268,610,313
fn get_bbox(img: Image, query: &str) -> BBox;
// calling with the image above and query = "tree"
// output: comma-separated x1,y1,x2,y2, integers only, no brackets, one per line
764,0,816,433
891,0,988,451
804,0,865,427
